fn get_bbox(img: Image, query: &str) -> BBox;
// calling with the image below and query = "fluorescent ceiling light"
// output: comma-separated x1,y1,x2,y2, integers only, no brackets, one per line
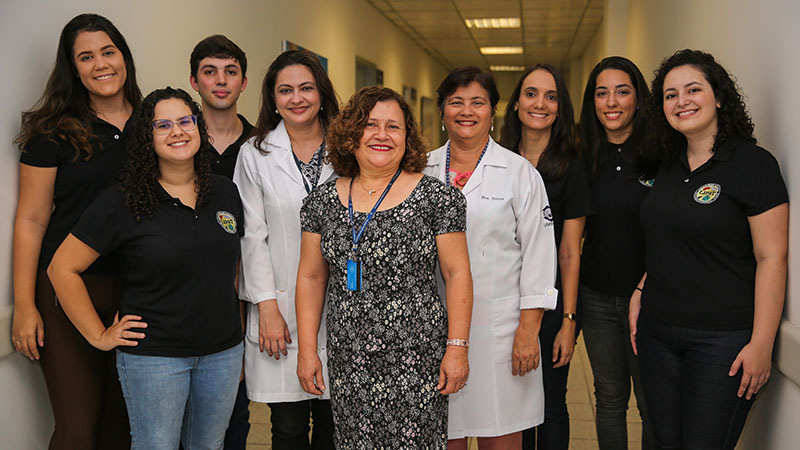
480,46,523,55
465,17,521,29
490,65,525,71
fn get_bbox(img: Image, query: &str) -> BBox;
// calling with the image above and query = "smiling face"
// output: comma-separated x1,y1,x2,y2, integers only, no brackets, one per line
516,69,558,133
273,64,321,129
594,69,637,141
72,30,127,105
152,98,201,167
663,64,720,140
354,100,407,173
442,81,493,142
190,57,247,112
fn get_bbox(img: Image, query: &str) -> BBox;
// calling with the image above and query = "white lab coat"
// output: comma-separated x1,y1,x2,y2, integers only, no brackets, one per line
424,139,558,438
233,121,336,402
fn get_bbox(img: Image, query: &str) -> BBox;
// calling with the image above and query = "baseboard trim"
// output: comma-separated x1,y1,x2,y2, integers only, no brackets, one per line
0,306,14,360
774,318,800,388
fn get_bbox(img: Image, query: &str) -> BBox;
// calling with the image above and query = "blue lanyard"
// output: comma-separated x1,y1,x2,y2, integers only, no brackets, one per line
445,138,490,187
292,143,324,194
348,167,402,254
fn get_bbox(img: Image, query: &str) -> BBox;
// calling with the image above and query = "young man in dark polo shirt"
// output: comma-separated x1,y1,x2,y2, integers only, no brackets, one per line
190,35,254,179
189,35,253,450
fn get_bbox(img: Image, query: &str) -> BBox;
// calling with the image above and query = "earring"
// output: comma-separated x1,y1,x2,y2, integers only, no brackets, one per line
637,105,640,110
321,105,324,111
441,123,445,132
491,123,494,132
275,109,278,114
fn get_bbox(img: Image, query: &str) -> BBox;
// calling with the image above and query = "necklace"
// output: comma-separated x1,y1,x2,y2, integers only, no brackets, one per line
446,139,490,187
358,175,391,196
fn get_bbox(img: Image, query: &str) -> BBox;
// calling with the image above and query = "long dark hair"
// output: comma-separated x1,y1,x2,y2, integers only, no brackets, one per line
578,56,652,181
14,13,142,160
118,88,212,221
252,50,340,150
648,49,755,165
500,64,576,181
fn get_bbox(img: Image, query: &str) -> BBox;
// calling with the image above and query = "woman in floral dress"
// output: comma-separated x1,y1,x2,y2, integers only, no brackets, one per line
295,86,473,448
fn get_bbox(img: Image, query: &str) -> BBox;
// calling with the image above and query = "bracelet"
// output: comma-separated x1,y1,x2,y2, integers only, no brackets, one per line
446,338,469,348
635,286,643,292
563,312,576,322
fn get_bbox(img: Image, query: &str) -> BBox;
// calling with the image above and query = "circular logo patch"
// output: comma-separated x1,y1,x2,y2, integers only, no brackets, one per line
216,211,237,234
694,183,721,204
638,177,655,188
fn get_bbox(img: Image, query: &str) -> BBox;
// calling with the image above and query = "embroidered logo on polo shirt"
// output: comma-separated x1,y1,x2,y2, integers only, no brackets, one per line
542,206,554,227
216,211,237,234
694,183,721,204
638,177,654,188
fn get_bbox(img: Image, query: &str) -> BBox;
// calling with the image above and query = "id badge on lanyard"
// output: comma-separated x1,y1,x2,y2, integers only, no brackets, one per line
346,256,361,291
346,167,402,291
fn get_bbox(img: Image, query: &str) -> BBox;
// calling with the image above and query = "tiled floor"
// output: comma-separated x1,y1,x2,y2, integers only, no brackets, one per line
245,336,645,449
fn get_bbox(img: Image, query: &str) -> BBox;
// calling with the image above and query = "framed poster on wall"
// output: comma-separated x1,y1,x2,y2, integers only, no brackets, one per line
282,40,328,72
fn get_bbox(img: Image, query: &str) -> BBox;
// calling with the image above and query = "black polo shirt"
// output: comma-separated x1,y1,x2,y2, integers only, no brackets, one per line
20,118,128,274
210,114,253,179
581,141,653,297
72,175,244,356
541,157,593,288
639,139,788,330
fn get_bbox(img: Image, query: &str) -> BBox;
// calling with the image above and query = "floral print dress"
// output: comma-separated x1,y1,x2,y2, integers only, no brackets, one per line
300,175,466,448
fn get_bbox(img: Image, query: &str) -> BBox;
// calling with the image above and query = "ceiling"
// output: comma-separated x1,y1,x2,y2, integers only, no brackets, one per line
366,0,605,72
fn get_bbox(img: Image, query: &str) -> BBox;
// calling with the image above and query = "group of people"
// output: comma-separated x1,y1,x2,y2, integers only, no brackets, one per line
10,12,788,450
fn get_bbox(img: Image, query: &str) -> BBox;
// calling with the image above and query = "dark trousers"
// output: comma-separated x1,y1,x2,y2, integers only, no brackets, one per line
637,315,754,450
522,297,577,450
222,380,251,449
580,284,655,450
35,271,130,450
267,398,335,450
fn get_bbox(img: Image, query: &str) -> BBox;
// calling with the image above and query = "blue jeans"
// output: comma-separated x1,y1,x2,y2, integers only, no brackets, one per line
267,399,334,449
637,316,754,450
116,343,244,450
580,284,655,450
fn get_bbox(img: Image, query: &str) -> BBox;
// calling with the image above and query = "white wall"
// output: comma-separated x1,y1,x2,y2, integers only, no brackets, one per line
576,0,800,448
0,1,447,446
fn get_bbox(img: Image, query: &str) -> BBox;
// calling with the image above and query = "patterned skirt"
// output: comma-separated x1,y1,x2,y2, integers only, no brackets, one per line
328,345,447,449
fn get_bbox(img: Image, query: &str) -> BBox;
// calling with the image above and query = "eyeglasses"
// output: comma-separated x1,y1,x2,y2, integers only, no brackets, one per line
152,115,197,135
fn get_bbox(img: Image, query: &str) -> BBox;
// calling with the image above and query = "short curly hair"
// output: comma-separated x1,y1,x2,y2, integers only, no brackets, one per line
326,87,427,177
648,49,755,163
119,87,213,221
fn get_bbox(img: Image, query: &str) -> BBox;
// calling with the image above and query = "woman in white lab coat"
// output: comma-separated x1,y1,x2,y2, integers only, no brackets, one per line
233,50,340,449
425,66,558,449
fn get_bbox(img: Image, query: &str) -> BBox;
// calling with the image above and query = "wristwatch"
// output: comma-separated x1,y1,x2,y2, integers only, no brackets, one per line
563,313,577,322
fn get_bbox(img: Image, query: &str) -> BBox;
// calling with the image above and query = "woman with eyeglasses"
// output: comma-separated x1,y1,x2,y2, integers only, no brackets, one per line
11,13,140,449
48,87,245,449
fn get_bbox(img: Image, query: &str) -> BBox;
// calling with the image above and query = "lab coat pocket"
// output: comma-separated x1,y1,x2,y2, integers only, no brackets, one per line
491,295,522,364
244,290,291,344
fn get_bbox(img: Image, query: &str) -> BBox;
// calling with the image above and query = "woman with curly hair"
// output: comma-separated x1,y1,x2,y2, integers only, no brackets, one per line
11,13,140,449
233,49,340,448
295,86,473,448
630,49,788,449
48,87,245,449
501,64,591,450
425,66,557,450
577,56,655,449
